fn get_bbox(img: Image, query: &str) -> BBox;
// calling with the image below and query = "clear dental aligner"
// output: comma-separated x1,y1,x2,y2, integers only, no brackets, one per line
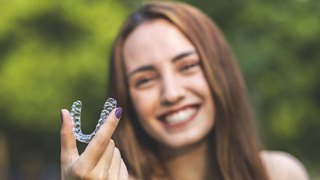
70,98,117,143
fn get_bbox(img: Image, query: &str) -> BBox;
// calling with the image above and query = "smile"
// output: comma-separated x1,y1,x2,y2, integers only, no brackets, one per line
160,105,199,128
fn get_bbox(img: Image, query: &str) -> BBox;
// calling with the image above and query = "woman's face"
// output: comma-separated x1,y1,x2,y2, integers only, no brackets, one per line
123,19,215,149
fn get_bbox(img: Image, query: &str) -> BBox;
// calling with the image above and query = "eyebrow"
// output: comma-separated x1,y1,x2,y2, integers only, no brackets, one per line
127,65,155,78
172,51,196,63
127,50,196,78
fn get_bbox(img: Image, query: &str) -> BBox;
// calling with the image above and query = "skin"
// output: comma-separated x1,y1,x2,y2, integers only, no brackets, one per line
60,108,129,179
261,151,309,180
60,18,309,180
123,19,215,179
124,19,215,149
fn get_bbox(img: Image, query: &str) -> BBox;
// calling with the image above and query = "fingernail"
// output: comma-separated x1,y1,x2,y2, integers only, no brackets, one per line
60,109,64,124
115,107,122,119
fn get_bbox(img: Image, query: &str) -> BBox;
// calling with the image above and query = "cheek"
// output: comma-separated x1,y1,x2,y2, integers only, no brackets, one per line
189,73,215,115
189,73,211,96
130,88,159,121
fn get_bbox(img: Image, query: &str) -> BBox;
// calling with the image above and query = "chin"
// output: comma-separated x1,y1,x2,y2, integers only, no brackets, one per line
161,131,210,149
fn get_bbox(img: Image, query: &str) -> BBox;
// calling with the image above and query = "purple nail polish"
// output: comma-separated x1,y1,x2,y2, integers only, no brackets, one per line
115,107,122,119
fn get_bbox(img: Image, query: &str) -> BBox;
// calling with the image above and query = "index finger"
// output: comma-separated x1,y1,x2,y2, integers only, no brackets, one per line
79,107,122,168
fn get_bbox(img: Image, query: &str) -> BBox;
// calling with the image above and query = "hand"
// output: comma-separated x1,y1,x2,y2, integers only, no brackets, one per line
60,108,129,180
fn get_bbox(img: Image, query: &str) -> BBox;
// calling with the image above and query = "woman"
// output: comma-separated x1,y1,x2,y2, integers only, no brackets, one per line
60,1,309,179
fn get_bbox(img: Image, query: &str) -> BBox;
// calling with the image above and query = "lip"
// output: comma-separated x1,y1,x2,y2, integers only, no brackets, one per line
158,104,200,129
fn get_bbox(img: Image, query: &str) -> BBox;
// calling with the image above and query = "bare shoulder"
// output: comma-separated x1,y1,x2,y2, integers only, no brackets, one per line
260,150,309,180
129,175,138,180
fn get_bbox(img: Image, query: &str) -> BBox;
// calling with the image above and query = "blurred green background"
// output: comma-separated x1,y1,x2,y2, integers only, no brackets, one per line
0,0,319,179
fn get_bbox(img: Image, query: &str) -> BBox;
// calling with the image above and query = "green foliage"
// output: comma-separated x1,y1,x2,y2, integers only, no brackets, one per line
0,0,319,178
0,0,127,132
123,0,320,176
183,0,320,176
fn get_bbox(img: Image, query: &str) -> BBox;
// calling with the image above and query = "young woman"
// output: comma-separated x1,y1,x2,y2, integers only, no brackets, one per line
60,1,309,179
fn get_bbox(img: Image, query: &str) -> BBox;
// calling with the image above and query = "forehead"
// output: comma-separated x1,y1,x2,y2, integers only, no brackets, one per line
123,19,196,72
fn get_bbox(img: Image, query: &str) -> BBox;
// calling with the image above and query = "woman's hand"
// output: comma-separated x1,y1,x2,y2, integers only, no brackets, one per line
60,108,129,180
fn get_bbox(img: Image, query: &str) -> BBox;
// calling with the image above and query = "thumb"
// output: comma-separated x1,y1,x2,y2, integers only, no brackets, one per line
60,109,78,164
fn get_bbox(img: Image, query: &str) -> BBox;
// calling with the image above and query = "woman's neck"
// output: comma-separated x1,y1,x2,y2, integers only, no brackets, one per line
160,139,210,180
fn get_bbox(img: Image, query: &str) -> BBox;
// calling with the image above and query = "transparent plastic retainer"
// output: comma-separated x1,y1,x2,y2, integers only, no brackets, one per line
70,98,117,143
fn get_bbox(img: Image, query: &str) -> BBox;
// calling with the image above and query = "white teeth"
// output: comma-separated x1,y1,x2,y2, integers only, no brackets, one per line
165,108,196,125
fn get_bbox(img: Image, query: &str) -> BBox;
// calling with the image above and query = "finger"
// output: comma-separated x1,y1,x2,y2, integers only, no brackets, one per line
93,139,115,175
60,109,78,165
80,107,122,168
108,148,122,180
119,158,129,180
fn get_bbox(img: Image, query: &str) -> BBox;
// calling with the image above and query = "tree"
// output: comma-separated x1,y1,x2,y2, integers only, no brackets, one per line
0,0,128,178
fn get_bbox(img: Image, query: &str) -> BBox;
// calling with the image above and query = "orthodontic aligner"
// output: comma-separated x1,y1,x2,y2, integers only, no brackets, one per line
70,98,117,143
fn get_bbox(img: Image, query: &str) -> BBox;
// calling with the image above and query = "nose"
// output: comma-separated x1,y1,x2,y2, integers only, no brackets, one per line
160,74,185,106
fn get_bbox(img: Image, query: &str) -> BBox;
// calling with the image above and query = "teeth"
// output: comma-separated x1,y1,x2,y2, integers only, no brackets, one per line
165,107,196,125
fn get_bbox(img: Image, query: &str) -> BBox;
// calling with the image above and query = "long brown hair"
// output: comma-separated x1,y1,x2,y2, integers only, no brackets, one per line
108,1,268,179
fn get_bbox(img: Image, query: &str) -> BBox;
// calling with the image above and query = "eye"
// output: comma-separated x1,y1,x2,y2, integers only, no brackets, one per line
134,76,155,88
180,61,200,72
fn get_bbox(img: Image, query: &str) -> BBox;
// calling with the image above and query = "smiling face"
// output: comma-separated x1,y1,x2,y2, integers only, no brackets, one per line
123,19,215,149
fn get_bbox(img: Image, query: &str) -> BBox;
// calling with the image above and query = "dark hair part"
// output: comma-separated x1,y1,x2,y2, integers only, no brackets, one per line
108,1,268,180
